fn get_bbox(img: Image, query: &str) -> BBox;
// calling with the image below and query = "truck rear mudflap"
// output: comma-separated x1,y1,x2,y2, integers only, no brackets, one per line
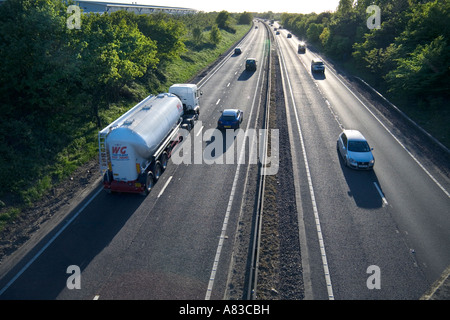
103,180,145,194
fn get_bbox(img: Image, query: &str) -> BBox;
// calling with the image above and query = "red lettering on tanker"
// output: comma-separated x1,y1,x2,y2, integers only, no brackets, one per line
111,145,129,160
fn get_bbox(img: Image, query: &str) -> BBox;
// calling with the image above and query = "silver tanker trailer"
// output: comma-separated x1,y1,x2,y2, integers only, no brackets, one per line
98,84,201,195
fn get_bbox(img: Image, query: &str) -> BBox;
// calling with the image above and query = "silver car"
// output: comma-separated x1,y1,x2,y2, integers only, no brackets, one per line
337,130,375,170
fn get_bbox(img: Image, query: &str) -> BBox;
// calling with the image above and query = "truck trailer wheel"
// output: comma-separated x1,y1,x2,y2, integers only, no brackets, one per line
153,161,162,182
144,171,154,195
160,152,168,171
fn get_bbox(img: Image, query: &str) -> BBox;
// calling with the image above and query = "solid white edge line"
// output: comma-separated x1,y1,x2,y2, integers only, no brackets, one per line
277,36,335,300
0,187,104,296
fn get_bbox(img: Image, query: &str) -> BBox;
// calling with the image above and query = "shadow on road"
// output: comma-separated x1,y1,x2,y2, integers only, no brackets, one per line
0,186,146,299
337,147,384,209
238,70,255,81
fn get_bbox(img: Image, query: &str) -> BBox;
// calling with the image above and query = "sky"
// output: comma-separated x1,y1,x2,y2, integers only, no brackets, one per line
89,0,341,14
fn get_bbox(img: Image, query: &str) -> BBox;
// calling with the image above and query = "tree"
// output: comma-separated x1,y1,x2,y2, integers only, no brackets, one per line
238,12,253,25
78,12,158,127
216,10,230,29
210,25,221,45
136,13,186,64
306,23,324,44
192,26,204,45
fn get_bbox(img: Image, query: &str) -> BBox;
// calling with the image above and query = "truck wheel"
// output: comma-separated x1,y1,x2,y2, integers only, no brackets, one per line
153,161,162,182
145,171,154,194
160,152,169,171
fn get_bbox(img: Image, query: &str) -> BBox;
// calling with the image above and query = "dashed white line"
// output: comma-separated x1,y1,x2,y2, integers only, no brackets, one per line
374,182,388,206
157,176,173,198
196,125,204,137
205,42,266,300
216,98,221,105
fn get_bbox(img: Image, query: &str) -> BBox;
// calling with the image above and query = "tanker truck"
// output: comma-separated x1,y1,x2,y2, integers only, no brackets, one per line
98,84,201,195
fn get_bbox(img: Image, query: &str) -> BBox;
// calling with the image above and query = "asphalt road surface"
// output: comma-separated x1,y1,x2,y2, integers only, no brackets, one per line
0,24,269,300
274,24,450,299
1,21,449,301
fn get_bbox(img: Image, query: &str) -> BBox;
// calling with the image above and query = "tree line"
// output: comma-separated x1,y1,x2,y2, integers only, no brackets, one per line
0,0,250,208
281,0,449,109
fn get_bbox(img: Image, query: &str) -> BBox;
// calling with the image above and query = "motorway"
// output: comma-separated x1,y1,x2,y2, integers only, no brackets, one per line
274,24,450,299
0,20,449,300
0,23,269,300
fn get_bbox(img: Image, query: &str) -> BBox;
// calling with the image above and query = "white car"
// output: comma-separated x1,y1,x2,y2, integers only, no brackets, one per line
337,130,375,170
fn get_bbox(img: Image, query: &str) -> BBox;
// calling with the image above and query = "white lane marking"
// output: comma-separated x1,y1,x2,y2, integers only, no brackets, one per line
227,82,231,87
374,182,388,206
197,27,256,89
216,98,221,105
196,125,204,137
277,37,335,300
304,49,450,199
157,176,173,198
0,186,104,296
93,295,100,300
205,38,266,300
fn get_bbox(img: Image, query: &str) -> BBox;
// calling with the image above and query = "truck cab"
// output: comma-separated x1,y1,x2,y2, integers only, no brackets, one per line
169,84,201,115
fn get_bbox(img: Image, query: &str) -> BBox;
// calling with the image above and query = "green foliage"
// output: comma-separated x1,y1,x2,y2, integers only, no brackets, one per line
238,12,253,25
0,1,251,230
282,0,449,147
216,10,230,29
216,10,236,33
210,25,222,45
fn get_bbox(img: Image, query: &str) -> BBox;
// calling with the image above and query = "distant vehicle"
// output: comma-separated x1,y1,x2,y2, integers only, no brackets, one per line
337,130,375,170
276,31,280,35
217,109,244,130
245,58,257,71
234,47,242,55
311,58,325,74
287,33,292,38
298,42,306,53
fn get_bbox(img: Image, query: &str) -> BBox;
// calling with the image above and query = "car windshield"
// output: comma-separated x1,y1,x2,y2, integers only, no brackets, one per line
348,140,371,152
313,61,324,66
222,115,236,121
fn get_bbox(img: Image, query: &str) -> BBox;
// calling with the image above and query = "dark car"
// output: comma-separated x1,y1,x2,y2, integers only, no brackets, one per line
245,58,257,71
217,109,244,130
287,33,292,38
298,41,306,53
311,58,325,74
234,47,242,55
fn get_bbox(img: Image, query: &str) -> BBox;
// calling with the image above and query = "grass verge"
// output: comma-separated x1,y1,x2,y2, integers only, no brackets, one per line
0,23,252,232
